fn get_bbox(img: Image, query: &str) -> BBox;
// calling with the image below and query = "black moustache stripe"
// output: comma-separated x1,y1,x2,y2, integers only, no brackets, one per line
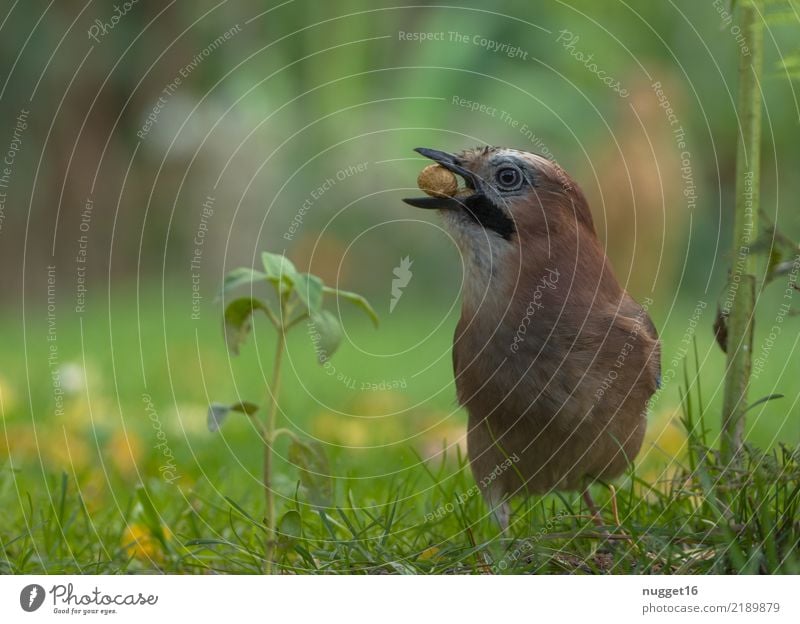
463,194,516,240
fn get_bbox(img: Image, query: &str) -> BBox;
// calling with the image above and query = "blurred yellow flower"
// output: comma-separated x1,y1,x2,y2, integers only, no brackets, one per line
639,405,687,462
413,409,467,461
0,375,17,415
121,522,171,562
636,405,688,499
105,429,143,479
79,471,111,513
418,546,440,561
41,427,91,472
0,424,36,461
59,395,115,429
349,390,408,417
311,411,369,446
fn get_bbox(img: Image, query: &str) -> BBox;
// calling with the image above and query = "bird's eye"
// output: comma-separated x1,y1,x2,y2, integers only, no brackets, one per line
495,166,523,191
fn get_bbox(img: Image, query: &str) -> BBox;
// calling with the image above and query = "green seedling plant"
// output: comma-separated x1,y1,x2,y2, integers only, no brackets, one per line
208,251,378,572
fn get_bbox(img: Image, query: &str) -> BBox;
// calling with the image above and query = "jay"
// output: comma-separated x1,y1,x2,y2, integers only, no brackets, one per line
404,146,661,528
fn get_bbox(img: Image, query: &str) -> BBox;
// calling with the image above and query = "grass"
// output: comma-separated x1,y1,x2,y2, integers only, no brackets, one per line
1,286,799,574
2,437,798,574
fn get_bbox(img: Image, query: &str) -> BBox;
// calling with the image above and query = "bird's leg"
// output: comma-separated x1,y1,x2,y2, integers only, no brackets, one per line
582,488,604,528
484,482,511,532
493,501,511,533
581,487,619,572
583,486,631,556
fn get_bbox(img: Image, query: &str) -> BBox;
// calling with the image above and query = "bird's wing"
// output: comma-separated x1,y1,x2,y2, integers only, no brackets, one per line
614,298,662,391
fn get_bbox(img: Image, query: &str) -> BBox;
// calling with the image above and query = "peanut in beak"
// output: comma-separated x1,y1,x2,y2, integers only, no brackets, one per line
417,164,458,198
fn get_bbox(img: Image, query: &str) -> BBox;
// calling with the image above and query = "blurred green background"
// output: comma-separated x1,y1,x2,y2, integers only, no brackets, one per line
1,1,798,524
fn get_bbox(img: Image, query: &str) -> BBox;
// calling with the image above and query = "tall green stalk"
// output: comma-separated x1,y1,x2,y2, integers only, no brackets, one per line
263,329,286,574
721,0,763,465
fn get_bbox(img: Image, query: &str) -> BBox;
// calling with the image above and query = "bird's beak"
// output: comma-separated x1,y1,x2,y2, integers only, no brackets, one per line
402,147,478,210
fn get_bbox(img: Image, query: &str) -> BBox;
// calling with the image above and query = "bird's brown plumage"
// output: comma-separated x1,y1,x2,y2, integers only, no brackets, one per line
405,146,660,520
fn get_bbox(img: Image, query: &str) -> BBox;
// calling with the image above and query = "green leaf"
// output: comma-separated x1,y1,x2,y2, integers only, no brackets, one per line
230,401,259,415
221,267,267,296
278,510,302,540
261,252,298,288
294,273,324,315
308,310,342,363
294,544,319,570
184,538,233,547
275,510,303,559
751,221,800,287
323,286,379,327
207,401,259,432
288,439,332,508
743,393,784,415
223,496,262,526
223,297,271,355
135,485,167,548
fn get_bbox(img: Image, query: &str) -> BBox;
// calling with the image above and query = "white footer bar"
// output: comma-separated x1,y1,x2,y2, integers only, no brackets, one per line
1,575,797,623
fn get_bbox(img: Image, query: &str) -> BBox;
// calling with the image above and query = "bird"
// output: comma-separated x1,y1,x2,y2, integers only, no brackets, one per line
403,146,661,529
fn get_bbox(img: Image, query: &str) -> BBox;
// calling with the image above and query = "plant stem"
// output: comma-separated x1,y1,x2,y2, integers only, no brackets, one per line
263,329,286,573
721,0,763,466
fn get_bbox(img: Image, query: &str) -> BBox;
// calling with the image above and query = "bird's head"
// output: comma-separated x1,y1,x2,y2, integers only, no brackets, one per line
403,146,594,245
